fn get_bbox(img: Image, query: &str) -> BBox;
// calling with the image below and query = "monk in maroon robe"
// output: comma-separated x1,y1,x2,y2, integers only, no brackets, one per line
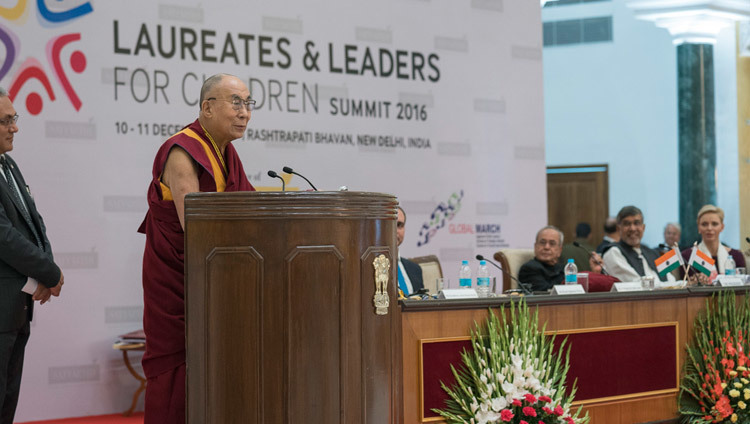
138,74,255,424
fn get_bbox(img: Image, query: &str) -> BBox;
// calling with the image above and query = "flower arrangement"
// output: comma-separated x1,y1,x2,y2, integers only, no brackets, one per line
680,290,750,423
432,299,588,424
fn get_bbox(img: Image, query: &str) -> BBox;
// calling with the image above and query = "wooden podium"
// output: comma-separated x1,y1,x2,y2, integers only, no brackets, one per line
184,191,402,424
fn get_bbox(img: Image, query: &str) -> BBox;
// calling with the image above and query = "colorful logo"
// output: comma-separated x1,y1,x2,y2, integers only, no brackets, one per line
0,1,93,115
417,190,464,247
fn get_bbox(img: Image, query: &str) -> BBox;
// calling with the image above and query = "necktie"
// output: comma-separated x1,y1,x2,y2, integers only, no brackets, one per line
397,263,409,296
1,157,43,249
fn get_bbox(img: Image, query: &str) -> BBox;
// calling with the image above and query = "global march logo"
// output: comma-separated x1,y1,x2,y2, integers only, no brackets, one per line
417,190,464,247
0,0,93,115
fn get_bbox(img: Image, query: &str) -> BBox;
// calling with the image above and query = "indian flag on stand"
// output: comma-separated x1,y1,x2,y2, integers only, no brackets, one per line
687,247,716,276
655,248,682,277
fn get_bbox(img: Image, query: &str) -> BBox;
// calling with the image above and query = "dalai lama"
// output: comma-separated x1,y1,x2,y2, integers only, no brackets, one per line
138,74,256,424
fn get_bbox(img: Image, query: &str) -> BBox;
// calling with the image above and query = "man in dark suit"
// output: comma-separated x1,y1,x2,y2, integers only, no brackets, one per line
0,88,64,424
519,225,603,292
396,206,423,296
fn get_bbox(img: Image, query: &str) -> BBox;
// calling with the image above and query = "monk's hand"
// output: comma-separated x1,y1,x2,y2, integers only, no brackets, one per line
33,284,52,304
50,271,64,297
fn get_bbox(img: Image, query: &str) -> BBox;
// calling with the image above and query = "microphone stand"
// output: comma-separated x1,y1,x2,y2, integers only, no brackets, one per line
267,170,285,191
475,254,532,295
283,166,318,191
572,241,608,276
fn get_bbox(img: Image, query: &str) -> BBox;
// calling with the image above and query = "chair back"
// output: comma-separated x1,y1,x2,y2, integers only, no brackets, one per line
493,249,534,292
409,254,443,295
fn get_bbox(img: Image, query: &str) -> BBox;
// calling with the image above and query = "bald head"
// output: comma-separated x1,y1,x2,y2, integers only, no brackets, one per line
200,74,231,110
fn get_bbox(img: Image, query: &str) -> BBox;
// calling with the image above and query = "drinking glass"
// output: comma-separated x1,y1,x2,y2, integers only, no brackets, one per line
640,276,655,291
577,273,589,292
436,278,449,292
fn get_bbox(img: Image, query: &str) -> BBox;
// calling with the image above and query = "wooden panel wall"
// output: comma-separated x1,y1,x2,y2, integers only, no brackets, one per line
547,165,609,245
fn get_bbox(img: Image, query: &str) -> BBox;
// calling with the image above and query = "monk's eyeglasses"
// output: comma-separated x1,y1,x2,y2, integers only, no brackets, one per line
207,97,256,112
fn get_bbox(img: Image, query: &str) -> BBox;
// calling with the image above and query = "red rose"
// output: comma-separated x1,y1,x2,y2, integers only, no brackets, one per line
539,396,552,403
523,406,537,417
500,409,514,422
542,407,553,414
513,399,523,407
524,393,537,403
553,405,564,416
520,421,529,424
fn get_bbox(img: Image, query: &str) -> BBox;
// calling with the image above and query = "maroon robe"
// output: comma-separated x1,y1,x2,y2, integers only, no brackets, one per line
138,119,254,423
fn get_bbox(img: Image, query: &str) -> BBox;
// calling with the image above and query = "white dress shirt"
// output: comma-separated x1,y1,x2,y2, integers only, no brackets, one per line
397,254,414,295
603,245,675,283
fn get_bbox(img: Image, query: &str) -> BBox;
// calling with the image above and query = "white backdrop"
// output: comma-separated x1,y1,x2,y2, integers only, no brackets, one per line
0,0,546,419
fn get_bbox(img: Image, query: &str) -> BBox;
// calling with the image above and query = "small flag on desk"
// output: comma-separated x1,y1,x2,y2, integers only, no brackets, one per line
687,247,716,276
655,248,681,277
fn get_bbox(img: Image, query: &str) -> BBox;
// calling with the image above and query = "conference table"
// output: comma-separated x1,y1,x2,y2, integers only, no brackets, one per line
400,285,749,424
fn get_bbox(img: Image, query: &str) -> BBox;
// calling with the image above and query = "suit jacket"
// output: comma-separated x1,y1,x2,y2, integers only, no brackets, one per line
400,257,424,294
518,257,564,292
0,154,60,332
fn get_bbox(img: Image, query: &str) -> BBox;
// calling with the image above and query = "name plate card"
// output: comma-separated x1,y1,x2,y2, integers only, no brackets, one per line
610,282,644,292
438,288,479,299
715,276,745,287
551,284,586,295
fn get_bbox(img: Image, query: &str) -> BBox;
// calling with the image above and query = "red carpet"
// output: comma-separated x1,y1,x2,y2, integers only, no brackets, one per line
18,413,144,424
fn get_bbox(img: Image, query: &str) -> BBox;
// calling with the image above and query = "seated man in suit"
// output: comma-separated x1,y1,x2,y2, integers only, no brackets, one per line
596,217,619,253
519,225,602,292
602,205,675,283
659,222,682,254
396,206,423,296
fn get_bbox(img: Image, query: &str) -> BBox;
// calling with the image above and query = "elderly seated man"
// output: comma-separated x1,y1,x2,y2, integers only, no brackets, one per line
519,225,602,292
602,205,676,283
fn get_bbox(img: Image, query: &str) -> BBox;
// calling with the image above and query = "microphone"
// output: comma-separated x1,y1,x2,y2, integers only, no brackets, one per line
267,170,285,192
475,254,532,295
283,166,318,191
572,241,608,276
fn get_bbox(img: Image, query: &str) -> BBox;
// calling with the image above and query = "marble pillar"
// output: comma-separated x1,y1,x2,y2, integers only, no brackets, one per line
677,43,716,245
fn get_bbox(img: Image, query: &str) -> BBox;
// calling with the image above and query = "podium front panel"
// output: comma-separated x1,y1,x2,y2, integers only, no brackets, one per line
185,191,402,424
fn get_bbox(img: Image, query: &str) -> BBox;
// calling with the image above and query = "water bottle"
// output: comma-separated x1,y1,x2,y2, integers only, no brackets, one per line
564,259,578,285
476,260,491,297
725,255,736,276
459,260,472,288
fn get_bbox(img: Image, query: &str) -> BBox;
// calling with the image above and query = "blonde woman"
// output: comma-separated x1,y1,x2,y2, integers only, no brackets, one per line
681,205,746,280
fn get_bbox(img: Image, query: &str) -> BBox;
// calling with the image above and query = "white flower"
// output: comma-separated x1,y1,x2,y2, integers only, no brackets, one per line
501,381,515,394
491,396,507,411
480,374,488,384
470,400,479,413
475,410,501,424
